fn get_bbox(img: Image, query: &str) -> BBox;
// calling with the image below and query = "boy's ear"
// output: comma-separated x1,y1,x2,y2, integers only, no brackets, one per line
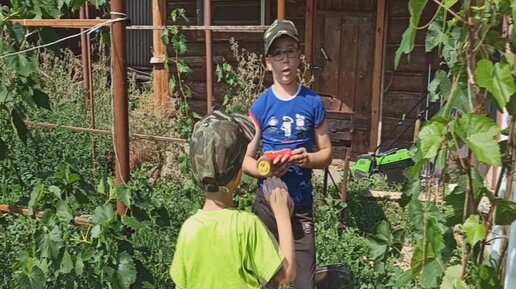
264,58,273,71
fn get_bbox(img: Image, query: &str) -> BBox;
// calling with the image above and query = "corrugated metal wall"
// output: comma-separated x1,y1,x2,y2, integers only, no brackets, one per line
127,0,152,68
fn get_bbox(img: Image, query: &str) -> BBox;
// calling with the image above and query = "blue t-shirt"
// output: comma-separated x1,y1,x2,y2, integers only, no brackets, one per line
250,85,326,208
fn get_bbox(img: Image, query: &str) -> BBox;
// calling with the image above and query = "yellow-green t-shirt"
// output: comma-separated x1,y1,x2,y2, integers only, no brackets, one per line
170,208,283,289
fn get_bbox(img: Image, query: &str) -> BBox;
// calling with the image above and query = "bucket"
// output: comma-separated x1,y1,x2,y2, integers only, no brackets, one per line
315,264,354,289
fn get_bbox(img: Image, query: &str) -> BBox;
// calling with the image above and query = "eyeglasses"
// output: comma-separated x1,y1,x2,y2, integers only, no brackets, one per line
268,47,299,61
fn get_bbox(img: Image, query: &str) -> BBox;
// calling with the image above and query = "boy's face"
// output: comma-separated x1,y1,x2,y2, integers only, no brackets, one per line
265,36,300,86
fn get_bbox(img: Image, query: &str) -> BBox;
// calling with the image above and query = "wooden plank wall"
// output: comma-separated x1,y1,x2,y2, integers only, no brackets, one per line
380,0,437,151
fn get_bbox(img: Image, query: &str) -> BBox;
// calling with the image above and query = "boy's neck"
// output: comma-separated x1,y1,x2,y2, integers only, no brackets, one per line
203,191,234,211
273,83,299,99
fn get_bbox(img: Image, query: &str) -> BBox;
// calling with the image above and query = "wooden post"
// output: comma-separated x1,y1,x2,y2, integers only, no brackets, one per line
369,0,386,152
151,0,169,112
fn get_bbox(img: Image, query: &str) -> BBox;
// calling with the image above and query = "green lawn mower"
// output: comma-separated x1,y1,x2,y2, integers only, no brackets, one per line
350,148,413,184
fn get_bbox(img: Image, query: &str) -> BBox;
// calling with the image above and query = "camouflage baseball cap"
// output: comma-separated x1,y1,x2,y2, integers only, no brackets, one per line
189,110,255,192
264,19,299,56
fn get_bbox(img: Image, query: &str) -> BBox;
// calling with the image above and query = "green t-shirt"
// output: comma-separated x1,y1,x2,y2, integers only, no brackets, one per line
170,208,283,289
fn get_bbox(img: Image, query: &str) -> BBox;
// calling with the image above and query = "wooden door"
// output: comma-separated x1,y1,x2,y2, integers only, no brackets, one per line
312,2,376,154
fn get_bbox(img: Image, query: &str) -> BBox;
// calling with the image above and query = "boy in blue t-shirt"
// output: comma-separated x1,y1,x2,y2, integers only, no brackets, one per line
243,19,333,289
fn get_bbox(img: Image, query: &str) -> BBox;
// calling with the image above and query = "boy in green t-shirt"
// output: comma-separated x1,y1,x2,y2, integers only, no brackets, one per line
170,110,296,289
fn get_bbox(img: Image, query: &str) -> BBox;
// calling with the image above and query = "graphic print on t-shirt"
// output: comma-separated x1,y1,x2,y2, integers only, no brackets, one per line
280,116,294,140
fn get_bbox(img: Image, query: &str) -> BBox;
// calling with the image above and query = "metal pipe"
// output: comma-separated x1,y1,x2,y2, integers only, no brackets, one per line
111,0,130,217
204,0,213,113
277,0,285,20
24,120,187,143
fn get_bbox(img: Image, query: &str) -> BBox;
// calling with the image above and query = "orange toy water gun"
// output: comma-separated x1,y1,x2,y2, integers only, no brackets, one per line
256,148,293,177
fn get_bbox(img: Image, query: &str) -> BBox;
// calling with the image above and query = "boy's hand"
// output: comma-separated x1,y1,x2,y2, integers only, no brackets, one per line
289,147,310,168
263,177,293,216
270,153,290,177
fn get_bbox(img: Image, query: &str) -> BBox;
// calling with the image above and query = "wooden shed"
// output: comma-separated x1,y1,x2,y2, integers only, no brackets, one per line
134,0,438,156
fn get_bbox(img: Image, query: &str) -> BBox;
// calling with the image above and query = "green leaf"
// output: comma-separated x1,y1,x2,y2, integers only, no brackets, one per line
462,215,486,247
37,226,64,259
122,216,144,230
48,185,62,199
417,121,446,159
395,269,414,287
428,70,451,102
28,184,44,215
445,169,488,225
15,266,45,289
169,76,176,93
395,24,416,69
367,220,391,260
75,254,84,275
443,0,458,9
421,259,442,288
440,82,470,118
118,185,132,207
11,24,26,44
493,198,516,225
161,29,169,44
454,113,501,166
92,204,115,225
440,265,462,289
32,89,51,110
426,21,447,52
476,60,516,109
11,109,28,144
177,60,192,74
5,54,38,77
115,252,137,289
173,34,188,55
470,264,502,289
59,250,73,274
56,201,73,223
409,0,429,27
41,1,62,19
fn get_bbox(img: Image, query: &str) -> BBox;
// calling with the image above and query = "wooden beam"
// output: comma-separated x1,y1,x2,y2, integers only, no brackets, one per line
11,19,105,28
363,190,402,200
152,0,169,112
304,0,315,84
0,204,91,226
369,0,387,152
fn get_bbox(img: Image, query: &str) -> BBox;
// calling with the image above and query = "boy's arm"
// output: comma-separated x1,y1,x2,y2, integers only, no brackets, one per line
266,178,296,285
243,121,289,178
290,120,332,169
242,121,262,178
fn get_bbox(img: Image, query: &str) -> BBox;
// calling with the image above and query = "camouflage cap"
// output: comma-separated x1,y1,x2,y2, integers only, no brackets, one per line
264,19,299,56
189,110,255,192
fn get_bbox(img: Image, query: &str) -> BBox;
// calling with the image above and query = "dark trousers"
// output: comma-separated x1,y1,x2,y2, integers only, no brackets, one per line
253,188,316,289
